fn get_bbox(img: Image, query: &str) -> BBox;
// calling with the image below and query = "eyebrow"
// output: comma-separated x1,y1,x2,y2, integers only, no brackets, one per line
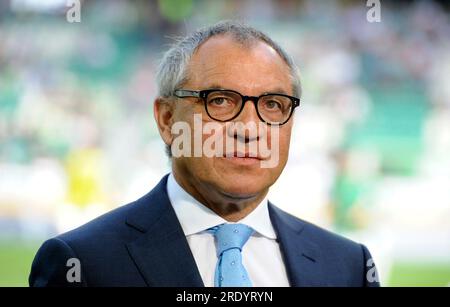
203,84,290,96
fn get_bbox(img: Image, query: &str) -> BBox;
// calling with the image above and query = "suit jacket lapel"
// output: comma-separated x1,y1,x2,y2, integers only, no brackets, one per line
268,203,326,287
125,175,204,287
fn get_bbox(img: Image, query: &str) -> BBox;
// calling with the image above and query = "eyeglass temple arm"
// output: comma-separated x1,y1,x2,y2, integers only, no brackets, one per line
174,89,200,98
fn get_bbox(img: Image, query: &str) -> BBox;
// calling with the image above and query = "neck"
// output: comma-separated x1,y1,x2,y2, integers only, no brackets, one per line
172,169,267,222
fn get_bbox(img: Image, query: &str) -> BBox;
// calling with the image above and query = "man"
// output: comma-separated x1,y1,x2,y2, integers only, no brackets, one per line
29,21,379,287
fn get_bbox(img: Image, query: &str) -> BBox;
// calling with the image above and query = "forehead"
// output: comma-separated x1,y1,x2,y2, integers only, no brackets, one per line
186,35,293,95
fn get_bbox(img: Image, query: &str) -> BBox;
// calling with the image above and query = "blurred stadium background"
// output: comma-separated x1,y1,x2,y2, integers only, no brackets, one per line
1,0,449,286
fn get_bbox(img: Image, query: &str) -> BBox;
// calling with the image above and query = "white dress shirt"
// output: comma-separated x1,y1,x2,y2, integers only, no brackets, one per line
166,173,290,287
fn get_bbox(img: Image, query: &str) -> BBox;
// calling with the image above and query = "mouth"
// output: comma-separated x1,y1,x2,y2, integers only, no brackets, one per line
221,152,264,165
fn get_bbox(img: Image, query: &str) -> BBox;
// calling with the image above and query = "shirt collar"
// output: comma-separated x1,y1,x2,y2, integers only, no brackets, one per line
167,173,277,240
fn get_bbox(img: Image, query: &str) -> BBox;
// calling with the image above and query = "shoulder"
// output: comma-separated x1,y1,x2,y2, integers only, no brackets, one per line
29,176,171,286
29,191,159,287
269,205,379,286
270,204,363,251
29,201,138,286
57,201,138,246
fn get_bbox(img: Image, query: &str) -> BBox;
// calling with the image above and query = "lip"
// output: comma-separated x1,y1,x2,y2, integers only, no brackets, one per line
221,156,261,165
221,152,263,166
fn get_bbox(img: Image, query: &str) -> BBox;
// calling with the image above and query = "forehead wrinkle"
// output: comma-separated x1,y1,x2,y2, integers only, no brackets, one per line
201,61,287,82
187,39,293,95
194,68,291,95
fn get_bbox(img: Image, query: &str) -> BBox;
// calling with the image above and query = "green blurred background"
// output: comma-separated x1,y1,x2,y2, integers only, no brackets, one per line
1,0,449,286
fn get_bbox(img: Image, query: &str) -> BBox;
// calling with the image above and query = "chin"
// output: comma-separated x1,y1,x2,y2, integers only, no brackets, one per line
215,174,269,199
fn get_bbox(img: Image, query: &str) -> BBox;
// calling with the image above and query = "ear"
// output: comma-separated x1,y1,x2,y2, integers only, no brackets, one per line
154,97,174,148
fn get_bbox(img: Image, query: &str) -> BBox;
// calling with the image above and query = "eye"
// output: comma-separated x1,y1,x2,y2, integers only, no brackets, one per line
208,95,236,108
209,97,228,106
264,100,282,110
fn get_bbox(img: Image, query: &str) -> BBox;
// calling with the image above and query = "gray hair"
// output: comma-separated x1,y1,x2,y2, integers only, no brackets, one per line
156,20,302,99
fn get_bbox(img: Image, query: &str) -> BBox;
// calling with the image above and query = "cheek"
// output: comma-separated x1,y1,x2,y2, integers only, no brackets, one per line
269,127,291,170
173,105,196,125
280,129,292,152
280,129,292,157
267,126,291,150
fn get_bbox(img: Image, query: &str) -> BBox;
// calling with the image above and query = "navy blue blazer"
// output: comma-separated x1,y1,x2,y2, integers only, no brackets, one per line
29,175,379,287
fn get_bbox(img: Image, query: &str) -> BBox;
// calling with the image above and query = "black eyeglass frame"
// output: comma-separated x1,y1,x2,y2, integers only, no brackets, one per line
173,88,300,125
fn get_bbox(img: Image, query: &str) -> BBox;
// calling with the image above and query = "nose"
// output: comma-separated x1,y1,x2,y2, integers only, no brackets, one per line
236,99,260,124
228,99,260,143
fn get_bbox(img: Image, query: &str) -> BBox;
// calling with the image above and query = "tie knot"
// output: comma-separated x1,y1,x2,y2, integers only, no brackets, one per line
211,223,254,256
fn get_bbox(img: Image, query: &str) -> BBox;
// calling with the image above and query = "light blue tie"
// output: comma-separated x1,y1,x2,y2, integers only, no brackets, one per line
210,223,254,287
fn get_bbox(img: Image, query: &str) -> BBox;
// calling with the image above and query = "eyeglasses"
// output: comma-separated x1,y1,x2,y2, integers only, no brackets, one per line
173,88,300,125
